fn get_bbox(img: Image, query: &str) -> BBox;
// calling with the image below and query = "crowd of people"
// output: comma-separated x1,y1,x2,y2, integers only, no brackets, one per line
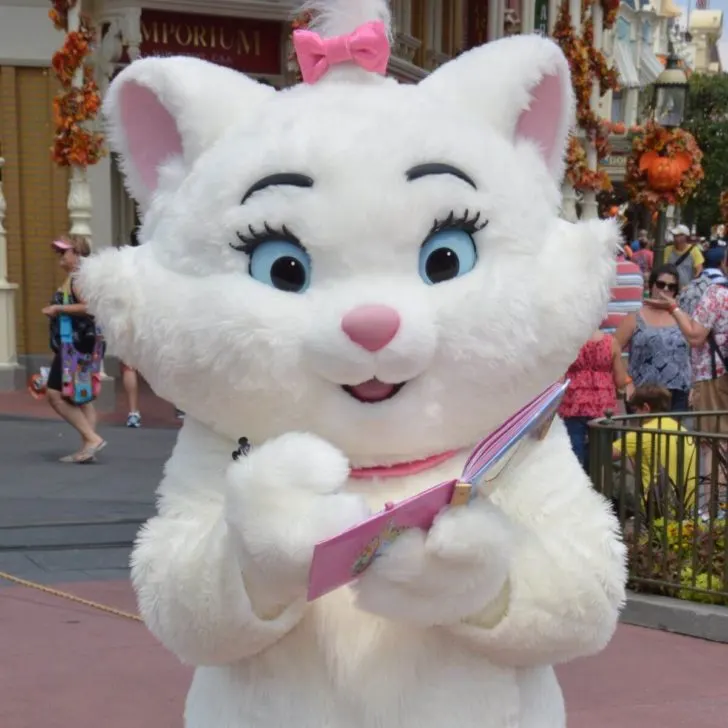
40,224,728,488
560,223,728,520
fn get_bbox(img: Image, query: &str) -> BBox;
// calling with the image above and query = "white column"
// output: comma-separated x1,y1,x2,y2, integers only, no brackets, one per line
487,0,500,41
547,0,558,33
0,158,20,387
568,0,581,28
66,1,93,243
581,1,603,221
521,0,534,34
560,183,579,223
561,0,583,220
123,7,143,61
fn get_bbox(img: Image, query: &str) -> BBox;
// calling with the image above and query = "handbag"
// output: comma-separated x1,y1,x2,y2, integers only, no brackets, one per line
58,285,103,404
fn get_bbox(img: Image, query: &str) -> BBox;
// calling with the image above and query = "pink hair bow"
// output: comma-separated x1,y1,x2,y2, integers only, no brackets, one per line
293,20,390,84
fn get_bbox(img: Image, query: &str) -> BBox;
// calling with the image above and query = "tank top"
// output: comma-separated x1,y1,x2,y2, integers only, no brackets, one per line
559,335,617,419
628,313,691,392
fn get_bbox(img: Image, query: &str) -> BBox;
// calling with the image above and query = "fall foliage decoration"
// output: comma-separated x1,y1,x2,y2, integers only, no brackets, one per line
625,121,704,211
49,1,105,167
553,0,619,192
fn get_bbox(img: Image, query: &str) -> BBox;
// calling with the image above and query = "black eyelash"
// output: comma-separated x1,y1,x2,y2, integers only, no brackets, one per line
230,222,302,255
428,210,489,237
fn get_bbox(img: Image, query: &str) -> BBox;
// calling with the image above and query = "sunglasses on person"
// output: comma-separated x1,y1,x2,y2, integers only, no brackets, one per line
654,280,678,294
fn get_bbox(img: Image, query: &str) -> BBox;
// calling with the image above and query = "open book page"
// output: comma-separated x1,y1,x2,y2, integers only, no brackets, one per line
307,380,569,601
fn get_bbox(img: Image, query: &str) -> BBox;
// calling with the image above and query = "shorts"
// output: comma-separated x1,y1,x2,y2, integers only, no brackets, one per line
47,353,63,393
693,376,728,434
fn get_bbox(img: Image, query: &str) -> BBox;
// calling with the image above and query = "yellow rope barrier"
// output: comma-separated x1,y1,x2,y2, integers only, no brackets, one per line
0,570,142,622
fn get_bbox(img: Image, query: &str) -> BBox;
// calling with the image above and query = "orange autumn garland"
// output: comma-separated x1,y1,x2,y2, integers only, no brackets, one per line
553,0,619,192
49,0,104,167
625,121,703,211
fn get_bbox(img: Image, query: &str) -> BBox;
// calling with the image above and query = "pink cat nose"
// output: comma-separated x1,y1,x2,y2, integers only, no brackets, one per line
341,305,401,352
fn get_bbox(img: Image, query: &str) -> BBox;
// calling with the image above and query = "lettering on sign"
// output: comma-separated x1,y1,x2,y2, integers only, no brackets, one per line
141,22,262,57
137,9,282,75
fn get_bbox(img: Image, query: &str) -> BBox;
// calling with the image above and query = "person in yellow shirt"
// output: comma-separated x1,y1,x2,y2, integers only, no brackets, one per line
613,385,697,513
663,225,704,290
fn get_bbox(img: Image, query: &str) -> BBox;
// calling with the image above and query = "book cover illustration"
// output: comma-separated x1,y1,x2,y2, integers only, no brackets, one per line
307,380,569,601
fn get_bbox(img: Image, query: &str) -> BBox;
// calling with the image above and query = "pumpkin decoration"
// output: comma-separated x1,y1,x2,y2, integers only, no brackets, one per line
638,151,692,192
625,121,704,211
611,121,626,135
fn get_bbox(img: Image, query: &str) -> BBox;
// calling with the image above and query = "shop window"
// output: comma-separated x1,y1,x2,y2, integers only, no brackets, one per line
411,0,426,65
442,0,454,55
111,152,137,248
425,0,443,53
611,91,624,124
641,20,652,44
616,17,630,42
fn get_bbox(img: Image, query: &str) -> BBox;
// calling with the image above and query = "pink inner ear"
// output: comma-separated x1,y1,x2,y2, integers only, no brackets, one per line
119,82,184,195
514,72,563,173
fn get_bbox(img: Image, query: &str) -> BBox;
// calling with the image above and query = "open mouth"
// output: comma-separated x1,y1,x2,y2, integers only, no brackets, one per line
342,379,407,403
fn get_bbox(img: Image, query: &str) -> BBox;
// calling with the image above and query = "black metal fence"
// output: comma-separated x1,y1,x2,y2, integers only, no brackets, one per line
589,411,728,606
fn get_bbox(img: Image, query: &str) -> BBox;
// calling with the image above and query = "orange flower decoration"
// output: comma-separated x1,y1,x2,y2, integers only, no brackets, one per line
48,1,105,168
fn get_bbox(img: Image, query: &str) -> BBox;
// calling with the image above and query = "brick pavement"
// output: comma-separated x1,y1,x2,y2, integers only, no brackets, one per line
1,395,726,727
0,578,726,728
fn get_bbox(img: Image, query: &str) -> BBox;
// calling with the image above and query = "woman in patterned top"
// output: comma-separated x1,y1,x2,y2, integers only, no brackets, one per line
615,264,692,412
559,330,633,472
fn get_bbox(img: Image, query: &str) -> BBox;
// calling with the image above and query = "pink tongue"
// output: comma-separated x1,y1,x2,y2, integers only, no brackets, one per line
350,379,395,401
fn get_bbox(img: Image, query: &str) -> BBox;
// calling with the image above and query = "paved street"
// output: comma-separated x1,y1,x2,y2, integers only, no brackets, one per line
0,416,727,727
0,416,176,584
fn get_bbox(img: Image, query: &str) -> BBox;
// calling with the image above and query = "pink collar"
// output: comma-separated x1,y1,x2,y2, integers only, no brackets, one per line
349,450,458,480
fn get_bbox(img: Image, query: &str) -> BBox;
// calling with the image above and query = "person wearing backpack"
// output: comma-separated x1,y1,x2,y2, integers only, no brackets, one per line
663,224,704,290
42,236,107,463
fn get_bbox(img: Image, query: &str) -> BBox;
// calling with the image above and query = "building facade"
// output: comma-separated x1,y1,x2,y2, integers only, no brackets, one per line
683,9,724,74
0,0,599,383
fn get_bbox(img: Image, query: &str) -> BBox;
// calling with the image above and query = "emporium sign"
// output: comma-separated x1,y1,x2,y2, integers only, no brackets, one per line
139,9,282,75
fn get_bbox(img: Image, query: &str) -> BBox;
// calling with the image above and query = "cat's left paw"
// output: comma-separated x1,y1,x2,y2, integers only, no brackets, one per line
353,500,514,626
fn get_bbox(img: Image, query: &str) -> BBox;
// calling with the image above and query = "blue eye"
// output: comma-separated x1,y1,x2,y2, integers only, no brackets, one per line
248,240,311,293
419,229,478,285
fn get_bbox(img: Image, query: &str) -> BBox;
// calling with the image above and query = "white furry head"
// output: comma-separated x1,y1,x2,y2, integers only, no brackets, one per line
79,0,618,466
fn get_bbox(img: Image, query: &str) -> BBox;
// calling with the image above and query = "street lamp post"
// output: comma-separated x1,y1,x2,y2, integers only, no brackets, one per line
653,44,689,266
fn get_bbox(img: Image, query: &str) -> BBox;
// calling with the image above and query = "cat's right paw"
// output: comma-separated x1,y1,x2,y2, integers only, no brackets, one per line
225,432,370,598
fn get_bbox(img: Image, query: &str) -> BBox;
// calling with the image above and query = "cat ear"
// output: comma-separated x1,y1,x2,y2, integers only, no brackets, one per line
103,56,275,209
420,35,574,183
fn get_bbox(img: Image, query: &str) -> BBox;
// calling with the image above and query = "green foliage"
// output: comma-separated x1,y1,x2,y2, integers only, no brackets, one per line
682,73,728,235
627,517,728,605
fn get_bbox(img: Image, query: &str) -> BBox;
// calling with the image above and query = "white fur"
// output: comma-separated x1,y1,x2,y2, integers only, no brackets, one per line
80,2,626,725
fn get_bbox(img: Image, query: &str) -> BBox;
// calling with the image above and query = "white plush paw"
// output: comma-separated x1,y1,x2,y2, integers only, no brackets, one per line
353,500,513,626
225,432,370,597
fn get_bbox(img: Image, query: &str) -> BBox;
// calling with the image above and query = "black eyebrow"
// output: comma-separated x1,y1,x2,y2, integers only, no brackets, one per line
405,163,477,190
241,173,314,204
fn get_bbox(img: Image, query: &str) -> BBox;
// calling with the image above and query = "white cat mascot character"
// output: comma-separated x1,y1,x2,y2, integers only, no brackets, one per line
80,0,627,725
